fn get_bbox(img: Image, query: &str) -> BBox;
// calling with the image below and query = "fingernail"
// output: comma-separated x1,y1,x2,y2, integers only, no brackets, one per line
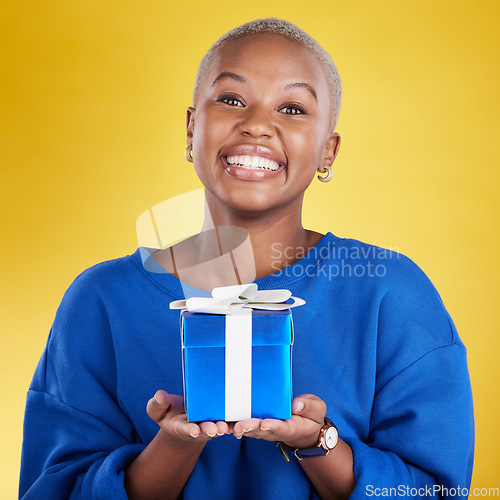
154,391,167,406
243,427,254,433
207,432,216,437
292,401,304,412
235,433,243,439
189,433,199,438
260,426,270,431
216,432,225,436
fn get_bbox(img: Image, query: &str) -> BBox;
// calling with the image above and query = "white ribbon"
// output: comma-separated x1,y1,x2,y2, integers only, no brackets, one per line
172,284,305,421
224,309,252,420
170,283,305,315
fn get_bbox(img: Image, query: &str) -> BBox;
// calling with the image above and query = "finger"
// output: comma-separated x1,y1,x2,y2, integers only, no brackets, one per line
243,427,279,441
168,416,203,439
258,415,322,447
199,421,219,438
259,418,279,432
146,390,173,422
215,421,229,436
258,417,301,435
291,394,326,424
233,418,262,437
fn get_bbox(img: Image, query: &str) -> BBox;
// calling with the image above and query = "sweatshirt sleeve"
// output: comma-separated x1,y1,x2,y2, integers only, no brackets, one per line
346,343,474,499
20,266,146,499
346,255,474,499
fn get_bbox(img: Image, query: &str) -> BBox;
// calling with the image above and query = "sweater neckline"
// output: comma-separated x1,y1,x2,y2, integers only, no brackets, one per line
131,232,342,299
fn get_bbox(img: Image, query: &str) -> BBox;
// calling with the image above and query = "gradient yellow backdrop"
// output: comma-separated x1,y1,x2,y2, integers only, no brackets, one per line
2,1,498,497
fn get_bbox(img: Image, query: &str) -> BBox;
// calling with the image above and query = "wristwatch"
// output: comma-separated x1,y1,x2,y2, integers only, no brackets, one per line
277,418,339,462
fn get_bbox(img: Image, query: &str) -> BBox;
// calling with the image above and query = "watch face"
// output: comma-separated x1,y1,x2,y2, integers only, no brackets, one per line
324,426,338,449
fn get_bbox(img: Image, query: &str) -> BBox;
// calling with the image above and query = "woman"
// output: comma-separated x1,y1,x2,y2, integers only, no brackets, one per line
20,19,474,499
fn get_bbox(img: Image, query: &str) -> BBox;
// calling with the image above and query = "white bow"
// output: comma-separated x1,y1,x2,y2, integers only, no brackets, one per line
169,283,305,315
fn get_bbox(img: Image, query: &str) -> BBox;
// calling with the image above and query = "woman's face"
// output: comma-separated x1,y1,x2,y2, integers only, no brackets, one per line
188,33,340,216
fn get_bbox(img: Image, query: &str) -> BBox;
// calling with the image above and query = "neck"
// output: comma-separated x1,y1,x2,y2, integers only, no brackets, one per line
201,193,321,280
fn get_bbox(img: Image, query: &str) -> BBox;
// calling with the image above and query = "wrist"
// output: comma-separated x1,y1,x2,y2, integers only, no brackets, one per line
277,418,338,462
282,433,321,450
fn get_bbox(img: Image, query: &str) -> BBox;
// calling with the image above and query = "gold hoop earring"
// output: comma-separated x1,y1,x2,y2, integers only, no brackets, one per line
317,165,333,183
185,146,193,163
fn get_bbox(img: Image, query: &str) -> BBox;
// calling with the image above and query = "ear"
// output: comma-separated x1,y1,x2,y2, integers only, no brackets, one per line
186,106,195,143
321,132,341,168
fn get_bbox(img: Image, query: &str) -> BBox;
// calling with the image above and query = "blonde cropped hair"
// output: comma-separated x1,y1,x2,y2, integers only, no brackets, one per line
193,18,342,131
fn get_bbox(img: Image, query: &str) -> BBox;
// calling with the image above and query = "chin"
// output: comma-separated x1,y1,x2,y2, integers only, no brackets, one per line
219,188,283,215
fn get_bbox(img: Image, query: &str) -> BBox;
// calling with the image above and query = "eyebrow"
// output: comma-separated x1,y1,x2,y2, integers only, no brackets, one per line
212,73,318,102
212,72,246,86
285,82,317,101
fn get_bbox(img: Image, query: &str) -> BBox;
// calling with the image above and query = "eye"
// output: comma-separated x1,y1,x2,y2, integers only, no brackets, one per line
279,105,305,115
219,96,245,107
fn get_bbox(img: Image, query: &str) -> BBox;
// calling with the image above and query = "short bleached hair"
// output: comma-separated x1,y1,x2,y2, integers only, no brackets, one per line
193,18,342,131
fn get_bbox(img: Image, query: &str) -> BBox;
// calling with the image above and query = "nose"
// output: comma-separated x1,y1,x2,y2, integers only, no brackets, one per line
237,106,275,139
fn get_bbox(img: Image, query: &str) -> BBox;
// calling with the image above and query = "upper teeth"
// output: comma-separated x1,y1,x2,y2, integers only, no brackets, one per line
226,155,281,171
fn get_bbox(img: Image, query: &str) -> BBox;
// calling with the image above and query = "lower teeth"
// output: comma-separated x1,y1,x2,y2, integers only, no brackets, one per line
227,162,277,171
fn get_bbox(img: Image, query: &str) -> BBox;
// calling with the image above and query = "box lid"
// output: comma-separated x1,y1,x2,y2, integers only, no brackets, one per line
182,309,292,348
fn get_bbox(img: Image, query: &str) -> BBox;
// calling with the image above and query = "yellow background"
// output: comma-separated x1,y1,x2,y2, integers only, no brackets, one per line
2,1,498,497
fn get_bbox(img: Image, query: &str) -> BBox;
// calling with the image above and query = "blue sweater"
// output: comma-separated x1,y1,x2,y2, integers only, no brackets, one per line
20,233,474,499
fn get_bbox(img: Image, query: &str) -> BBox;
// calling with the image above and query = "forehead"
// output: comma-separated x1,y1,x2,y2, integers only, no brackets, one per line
204,33,330,97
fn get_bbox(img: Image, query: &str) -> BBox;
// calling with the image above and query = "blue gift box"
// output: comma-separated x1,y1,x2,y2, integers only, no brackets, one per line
181,309,293,422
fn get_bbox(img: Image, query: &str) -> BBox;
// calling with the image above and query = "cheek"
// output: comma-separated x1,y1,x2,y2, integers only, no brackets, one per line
192,114,210,155
192,110,230,156
191,111,233,185
287,126,325,166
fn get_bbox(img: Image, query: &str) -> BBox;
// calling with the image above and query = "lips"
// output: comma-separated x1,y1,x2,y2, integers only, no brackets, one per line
220,145,286,180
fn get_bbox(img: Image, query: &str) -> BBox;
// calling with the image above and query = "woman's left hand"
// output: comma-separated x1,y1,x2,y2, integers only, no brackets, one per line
232,394,326,449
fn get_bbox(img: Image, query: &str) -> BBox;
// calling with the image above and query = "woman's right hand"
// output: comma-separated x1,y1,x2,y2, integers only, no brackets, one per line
126,390,228,499
147,390,231,443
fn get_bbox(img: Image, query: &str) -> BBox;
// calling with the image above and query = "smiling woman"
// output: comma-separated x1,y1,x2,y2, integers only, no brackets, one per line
19,18,474,500
188,32,340,221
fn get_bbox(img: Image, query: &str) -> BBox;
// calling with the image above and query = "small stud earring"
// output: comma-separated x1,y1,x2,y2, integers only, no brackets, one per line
317,165,333,183
185,146,193,163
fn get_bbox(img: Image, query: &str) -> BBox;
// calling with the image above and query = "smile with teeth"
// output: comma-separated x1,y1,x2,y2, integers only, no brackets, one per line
225,155,283,171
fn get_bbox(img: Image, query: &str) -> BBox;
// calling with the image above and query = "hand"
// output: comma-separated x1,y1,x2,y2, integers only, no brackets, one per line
147,390,231,444
232,394,327,449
